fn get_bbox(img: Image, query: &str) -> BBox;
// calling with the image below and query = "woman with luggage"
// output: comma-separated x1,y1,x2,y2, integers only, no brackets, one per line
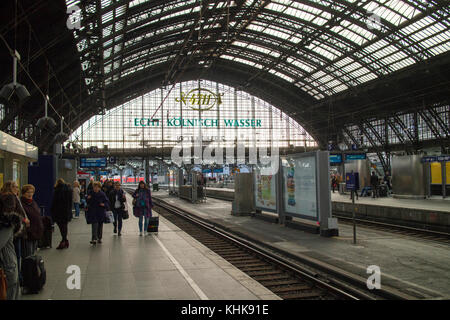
72,181,81,219
108,182,127,237
19,185,44,258
132,181,153,236
0,181,29,288
86,182,110,245
50,179,72,250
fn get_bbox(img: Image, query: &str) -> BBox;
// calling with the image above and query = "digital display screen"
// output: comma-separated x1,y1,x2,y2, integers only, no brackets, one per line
80,157,107,168
345,153,366,161
329,154,342,163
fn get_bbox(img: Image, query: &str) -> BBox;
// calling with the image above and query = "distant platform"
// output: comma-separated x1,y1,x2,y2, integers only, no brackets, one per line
202,187,450,231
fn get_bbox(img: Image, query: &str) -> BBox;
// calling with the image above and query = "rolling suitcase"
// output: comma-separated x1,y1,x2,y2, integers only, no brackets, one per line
147,216,159,233
38,207,52,249
22,255,46,294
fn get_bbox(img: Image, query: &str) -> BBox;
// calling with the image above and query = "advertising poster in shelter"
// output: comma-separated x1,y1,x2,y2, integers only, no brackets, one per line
254,167,277,211
282,155,318,219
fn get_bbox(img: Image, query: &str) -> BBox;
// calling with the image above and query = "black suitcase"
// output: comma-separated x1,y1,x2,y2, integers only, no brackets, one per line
147,216,159,233
38,216,52,249
22,255,46,294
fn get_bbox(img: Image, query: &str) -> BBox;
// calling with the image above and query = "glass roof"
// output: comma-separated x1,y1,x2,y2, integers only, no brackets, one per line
66,0,450,100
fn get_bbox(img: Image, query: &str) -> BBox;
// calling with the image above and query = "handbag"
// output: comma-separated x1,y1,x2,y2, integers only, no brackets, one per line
104,211,114,224
0,268,7,300
122,210,129,220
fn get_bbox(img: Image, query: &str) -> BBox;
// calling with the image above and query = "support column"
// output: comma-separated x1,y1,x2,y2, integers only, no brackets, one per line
144,157,150,185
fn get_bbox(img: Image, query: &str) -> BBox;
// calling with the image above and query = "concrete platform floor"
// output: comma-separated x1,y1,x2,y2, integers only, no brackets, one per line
21,194,279,300
155,191,450,299
331,192,450,213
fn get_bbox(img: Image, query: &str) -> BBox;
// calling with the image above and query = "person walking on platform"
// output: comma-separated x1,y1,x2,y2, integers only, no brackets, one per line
0,189,26,300
132,181,153,236
108,182,126,236
72,181,81,219
1,181,29,287
86,182,110,245
370,171,379,199
51,179,72,250
331,175,337,193
19,185,44,258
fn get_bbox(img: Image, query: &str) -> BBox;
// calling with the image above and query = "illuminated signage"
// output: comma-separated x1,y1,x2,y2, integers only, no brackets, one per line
175,88,223,111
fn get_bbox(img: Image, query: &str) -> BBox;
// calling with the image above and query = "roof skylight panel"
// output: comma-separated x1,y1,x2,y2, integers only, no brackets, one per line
270,70,294,82
389,58,415,71
101,0,111,9
129,0,148,8
286,58,314,73
310,45,338,60
102,11,114,24
267,2,286,12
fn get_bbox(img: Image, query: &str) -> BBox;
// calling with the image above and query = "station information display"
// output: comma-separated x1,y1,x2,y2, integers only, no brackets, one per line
282,155,318,220
80,157,107,168
254,166,277,212
329,154,343,164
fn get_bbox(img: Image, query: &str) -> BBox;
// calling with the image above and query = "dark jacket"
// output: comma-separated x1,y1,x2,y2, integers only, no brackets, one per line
50,183,73,224
86,190,110,224
0,192,25,239
370,174,379,186
132,188,153,218
20,197,44,241
108,189,126,211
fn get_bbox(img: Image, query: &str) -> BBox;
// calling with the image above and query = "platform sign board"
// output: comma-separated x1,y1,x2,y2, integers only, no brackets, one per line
281,154,318,220
421,156,437,163
329,154,342,164
254,165,278,213
80,157,107,168
345,153,366,161
345,172,359,191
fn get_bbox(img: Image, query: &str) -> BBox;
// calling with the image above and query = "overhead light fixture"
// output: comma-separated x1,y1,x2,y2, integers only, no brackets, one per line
36,95,57,129
54,116,69,143
0,51,30,103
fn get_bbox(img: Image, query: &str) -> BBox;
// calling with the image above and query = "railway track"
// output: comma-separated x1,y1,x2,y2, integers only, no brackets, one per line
124,188,402,300
333,213,450,244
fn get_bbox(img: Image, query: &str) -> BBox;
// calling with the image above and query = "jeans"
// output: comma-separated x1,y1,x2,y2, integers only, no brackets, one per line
138,215,150,233
113,209,123,232
91,222,103,241
74,202,80,217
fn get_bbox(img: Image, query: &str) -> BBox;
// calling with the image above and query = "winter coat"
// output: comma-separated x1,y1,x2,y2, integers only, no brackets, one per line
132,188,153,218
20,197,44,241
108,189,126,211
86,191,110,224
51,183,73,224
0,193,27,239
72,187,80,204
0,193,25,239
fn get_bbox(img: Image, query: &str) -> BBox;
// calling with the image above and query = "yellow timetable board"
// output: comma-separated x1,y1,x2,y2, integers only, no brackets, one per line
430,162,450,184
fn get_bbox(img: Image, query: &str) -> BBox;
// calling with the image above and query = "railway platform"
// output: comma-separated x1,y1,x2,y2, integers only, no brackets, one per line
154,191,450,300
203,187,450,232
21,194,279,300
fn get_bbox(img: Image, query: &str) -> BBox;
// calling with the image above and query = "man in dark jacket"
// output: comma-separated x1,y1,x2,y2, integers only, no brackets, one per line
86,182,110,245
51,179,73,249
108,182,126,236
370,171,379,199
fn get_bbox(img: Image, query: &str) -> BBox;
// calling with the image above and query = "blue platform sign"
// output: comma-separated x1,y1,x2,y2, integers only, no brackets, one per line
351,144,358,150
329,154,343,164
437,155,450,162
346,172,359,191
345,153,366,161
80,157,107,168
98,171,109,176
421,156,437,163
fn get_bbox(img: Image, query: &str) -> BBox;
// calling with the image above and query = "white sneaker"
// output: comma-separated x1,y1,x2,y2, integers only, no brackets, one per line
144,231,148,236
139,232,143,236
